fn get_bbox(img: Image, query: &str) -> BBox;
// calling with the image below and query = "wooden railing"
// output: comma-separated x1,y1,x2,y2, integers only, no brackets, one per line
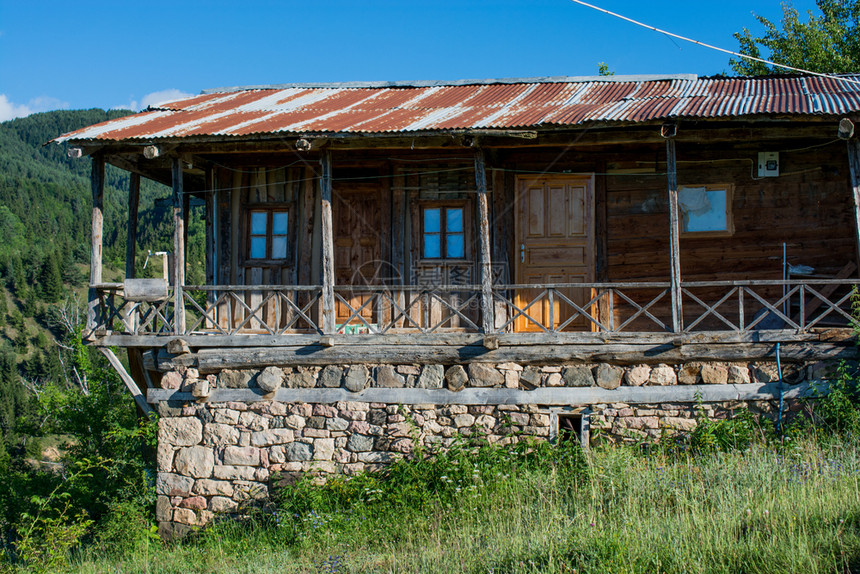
88,279,857,338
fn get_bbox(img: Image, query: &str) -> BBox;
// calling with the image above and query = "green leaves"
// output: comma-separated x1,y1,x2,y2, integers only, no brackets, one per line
731,0,860,75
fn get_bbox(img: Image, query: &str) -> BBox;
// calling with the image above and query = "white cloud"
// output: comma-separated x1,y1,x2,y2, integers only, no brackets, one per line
0,94,71,122
0,95,32,121
141,89,193,110
112,89,193,113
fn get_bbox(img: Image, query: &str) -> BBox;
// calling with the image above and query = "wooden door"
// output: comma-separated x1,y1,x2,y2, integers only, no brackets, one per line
334,183,382,330
515,175,594,332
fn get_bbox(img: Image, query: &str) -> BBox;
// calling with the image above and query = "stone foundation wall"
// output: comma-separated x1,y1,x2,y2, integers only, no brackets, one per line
154,358,830,538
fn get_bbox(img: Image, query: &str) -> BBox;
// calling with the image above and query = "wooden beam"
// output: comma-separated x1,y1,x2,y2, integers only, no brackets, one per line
665,138,683,332
87,155,105,334
475,148,495,333
847,139,860,272
137,340,857,372
92,328,831,349
172,158,186,335
101,348,155,416
147,381,816,406
126,173,140,280
320,150,336,334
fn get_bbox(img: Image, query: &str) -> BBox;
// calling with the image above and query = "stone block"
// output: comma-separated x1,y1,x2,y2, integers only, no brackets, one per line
313,404,339,418
157,442,174,472
376,365,405,388
468,363,505,387
677,364,700,385
159,417,203,447
218,369,253,389
223,446,261,466
313,438,335,461
625,364,651,387
595,364,624,390
193,479,234,497
545,373,563,387
285,442,314,461
346,434,374,452
417,365,444,389
727,365,750,384
238,411,269,431
445,365,469,391
649,365,676,386
284,414,306,430
191,379,210,398
701,364,729,385
156,473,194,496
250,429,294,447
210,496,239,514
318,365,343,388
173,507,197,526
174,446,214,478
662,417,697,431
396,365,421,375
160,371,182,390
519,367,542,388
286,371,316,389
213,465,257,481
454,413,476,428
257,366,284,393
180,496,207,510
344,365,369,392
156,496,173,522
327,417,349,431
213,409,240,425
203,423,240,446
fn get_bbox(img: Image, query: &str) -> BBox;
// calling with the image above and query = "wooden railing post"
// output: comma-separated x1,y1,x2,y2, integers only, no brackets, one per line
847,138,860,273
475,148,495,334
172,158,186,335
123,172,140,333
87,154,105,335
664,133,683,332
320,150,336,334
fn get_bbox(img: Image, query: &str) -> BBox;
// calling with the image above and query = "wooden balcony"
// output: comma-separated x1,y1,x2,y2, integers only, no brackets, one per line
87,278,858,348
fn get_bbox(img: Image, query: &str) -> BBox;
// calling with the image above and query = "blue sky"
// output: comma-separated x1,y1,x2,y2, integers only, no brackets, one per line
0,0,820,121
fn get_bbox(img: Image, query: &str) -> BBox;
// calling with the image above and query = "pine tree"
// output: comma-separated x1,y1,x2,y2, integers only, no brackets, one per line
40,251,63,303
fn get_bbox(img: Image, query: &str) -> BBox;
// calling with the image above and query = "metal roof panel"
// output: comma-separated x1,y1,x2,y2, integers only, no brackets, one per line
54,74,860,143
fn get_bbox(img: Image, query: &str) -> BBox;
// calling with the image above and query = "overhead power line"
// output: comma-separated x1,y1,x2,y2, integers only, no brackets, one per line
569,0,860,86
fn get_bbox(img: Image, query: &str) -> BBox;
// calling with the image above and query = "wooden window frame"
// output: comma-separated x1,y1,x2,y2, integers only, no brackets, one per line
418,201,470,262
244,204,292,265
678,184,734,238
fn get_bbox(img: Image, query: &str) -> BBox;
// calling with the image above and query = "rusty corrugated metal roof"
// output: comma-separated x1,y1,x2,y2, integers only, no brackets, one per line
54,74,860,143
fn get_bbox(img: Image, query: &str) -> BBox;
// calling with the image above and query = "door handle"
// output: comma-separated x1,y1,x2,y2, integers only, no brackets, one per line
520,244,525,263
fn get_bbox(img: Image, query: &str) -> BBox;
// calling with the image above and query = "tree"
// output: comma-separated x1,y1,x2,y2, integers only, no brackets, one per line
731,0,860,75
39,252,63,303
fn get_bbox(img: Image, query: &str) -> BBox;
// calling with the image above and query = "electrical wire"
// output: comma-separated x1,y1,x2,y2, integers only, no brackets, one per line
569,0,860,86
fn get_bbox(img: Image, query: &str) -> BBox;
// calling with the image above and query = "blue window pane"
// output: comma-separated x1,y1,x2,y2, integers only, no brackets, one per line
424,208,440,233
251,211,267,235
447,233,464,258
272,236,287,259
250,236,266,259
446,207,463,232
424,233,441,258
273,212,288,235
684,189,728,232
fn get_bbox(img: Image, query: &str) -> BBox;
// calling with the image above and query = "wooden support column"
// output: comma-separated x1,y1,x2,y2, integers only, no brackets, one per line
122,172,141,333
126,173,140,280
86,155,105,334
847,139,860,272
665,136,683,332
172,158,186,335
320,150,336,334
475,148,495,334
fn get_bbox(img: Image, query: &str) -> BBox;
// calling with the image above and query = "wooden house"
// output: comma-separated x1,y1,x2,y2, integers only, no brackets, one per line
56,73,860,537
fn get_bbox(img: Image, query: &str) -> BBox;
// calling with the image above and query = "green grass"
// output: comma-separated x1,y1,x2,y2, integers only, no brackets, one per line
62,437,860,574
